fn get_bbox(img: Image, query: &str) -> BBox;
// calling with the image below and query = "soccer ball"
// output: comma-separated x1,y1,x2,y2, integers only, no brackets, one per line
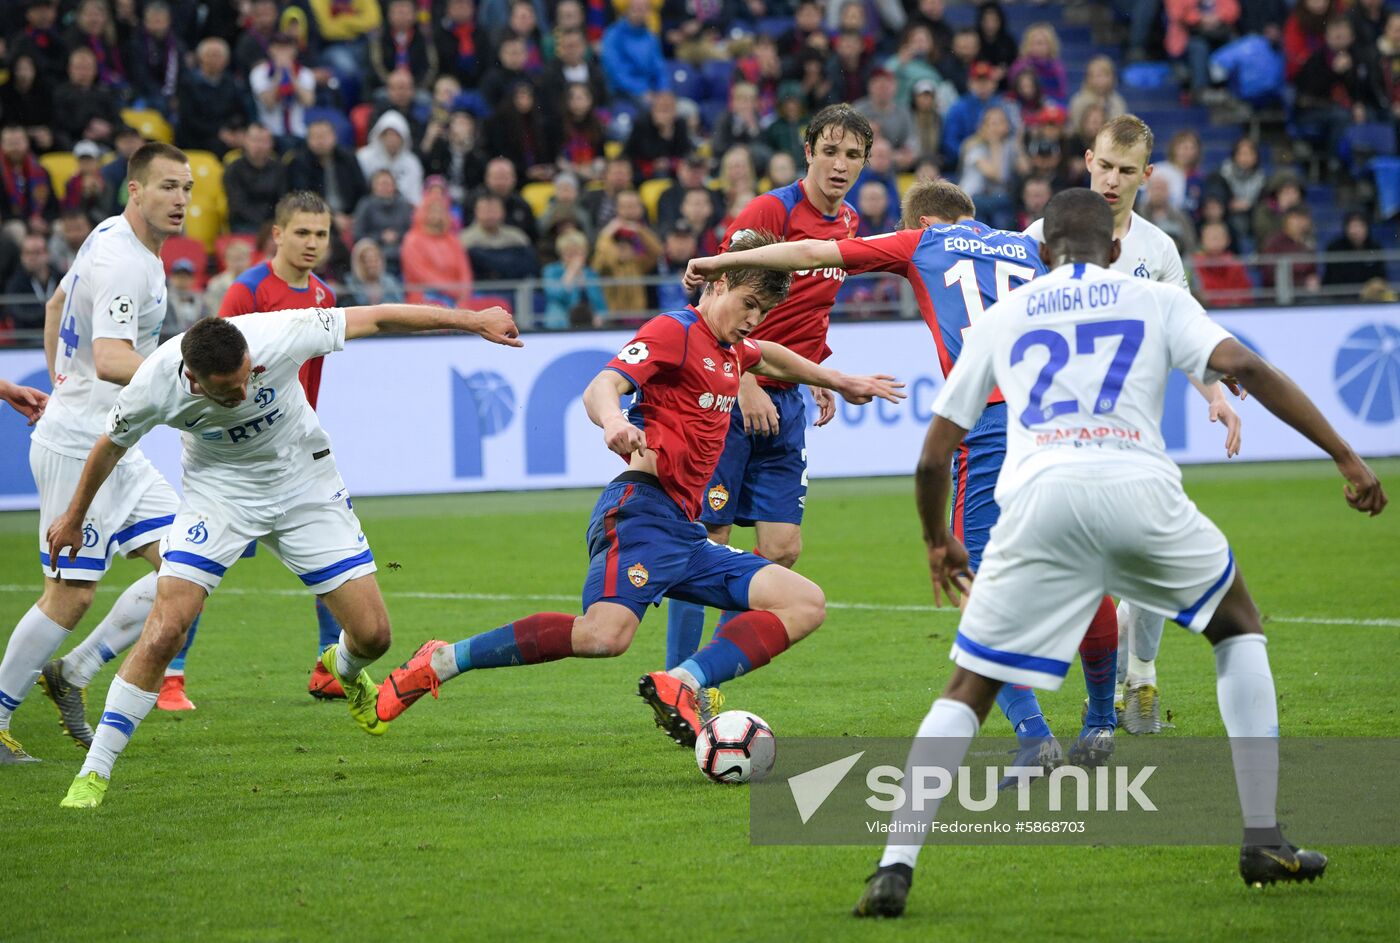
695,711,776,785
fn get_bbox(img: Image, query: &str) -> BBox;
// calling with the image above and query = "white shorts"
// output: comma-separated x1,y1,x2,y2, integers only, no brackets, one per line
951,467,1234,690
159,473,376,596
32,440,178,581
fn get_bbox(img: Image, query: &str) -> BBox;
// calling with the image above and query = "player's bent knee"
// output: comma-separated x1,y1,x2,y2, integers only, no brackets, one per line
781,582,826,641
39,579,97,627
573,611,633,657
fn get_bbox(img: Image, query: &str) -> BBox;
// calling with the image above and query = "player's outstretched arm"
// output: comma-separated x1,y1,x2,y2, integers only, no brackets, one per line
46,434,128,571
682,239,846,290
43,286,66,382
750,340,906,406
343,304,523,346
583,369,646,457
0,378,48,425
914,415,973,606
1207,338,1387,515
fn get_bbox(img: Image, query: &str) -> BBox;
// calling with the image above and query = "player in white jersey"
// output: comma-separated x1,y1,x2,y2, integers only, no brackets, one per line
0,143,194,763
46,302,522,808
854,189,1386,919
1023,114,1242,735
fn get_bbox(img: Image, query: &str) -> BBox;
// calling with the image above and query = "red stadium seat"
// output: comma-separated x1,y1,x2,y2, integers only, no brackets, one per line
161,235,209,289
350,103,373,148
214,233,258,272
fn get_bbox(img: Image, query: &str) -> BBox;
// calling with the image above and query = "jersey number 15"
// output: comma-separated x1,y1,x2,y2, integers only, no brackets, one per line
944,259,1038,337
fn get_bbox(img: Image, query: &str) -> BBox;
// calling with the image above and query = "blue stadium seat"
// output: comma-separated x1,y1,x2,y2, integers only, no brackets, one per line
1370,157,1400,219
755,17,790,38
698,99,728,134
452,91,488,117
701,60,733,103
671,61,704,101
305,107,354,149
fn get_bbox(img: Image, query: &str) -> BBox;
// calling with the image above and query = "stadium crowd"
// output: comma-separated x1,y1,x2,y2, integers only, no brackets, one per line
0,0,1395,341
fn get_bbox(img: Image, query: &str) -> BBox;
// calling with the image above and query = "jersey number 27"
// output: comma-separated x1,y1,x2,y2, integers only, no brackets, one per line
1011,320,1144,427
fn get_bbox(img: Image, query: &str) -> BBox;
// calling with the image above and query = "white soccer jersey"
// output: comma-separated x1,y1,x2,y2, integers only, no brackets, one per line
1024,212,1188,289
933,262,1232,503
107,308,346,507
32,215,168,461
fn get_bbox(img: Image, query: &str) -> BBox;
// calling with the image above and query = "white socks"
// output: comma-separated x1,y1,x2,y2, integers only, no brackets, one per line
0,605,70,728
878,698,981,870
1117,601,1164,686
335,631,373,679
1214,634,1279,830
430,644,461,683
62,572,158,688
79,675,158,779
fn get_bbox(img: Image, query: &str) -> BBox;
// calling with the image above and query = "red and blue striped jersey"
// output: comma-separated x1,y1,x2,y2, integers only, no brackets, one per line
217,262,336,409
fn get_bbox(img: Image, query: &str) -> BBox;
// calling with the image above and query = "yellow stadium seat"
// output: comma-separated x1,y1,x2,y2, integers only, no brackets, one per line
896,172,916,198
604,141,623,160
121,108,174,145
221,147,243,166
40,152,78,199
638,178,672,225
520,181,555,218
183,202,224,252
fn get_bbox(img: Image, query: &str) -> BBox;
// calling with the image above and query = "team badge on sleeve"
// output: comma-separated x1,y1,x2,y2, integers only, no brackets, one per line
108,406,129,436
627,563,650,588
108,296,135,324
618,342,650,365
707,484,730,511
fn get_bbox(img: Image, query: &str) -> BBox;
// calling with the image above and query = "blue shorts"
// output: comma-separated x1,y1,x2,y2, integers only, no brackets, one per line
583,472,772,621
699,385,808,528
950,402,1006,572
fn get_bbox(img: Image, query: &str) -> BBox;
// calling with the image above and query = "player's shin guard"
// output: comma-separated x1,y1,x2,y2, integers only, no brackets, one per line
996,684,1051,742
674,611,790,688
444,613,576,680
0,605,70,728
80,676,158,779
1214,634,1280,831
665,600,706,669
1080,596,1119,727
878,698,981,870
1125,603,1165,684
315,597,343,657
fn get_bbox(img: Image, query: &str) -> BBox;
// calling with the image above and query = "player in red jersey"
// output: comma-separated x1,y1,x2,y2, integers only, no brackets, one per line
217,190,348,700
665,104,875,673
375,231,905,747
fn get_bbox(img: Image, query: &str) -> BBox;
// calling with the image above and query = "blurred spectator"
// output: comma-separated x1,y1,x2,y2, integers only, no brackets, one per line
10,0,67,89
401,185,473,306
353,169,415,270
542,29,610,115
825,0,905,37
235,0,282,77
765,84,810,169
475,157,540,241
781,1,826,59
342,238,406,306
486,80,560,183
0,228,18,295
601,0,670,105
942,61,999,169
1252,173,1305,246
1068,56,1127,132
1350,0,1391,48
766,152,799,190
1016,175,1052,229
0,125,56,230
99,125,144,217
371,69,429,149
1006,69,1049,130
49,209,92,275
177,38,247,156
1026,137,1072,190
1295,16,1388,163
541,229,607,329
855,137,900,213
435,0,486,85
479,0,551,39
1205,137,1266,244
1142,173,1198,256
0,55,55,156
592,210,661,318
358,111,425,204
677,188,723,255
855,69,918,170
537,172,594,258
61,141,111,224
734,34,785,114
480,37,533,112
494,0,546,75
421,110,490,206
713,83,772,176
1380,11,1400,127
1193,220,1253,308
225,125,289,233
1323,212,1387,291
164,258,205,335
1165,0,1241,103
1260,206,1319,294
657,155,721,231
627,90,694,182
422,75,464,144
1239,0,1288,44
203,238,254,315
126,0,183,116
909,0,954,60
371,0,439,90
1064,100,1105,171
829,31,873,104
942,28,983,95
886,24,949,111
795,48,839,114
1284,0,1334,81
309,0,382,80
53,47,123,150
854,180,897,235
4,233,56,332
583,156,635,229
555,83,607,183
975,2,1019,70
1197,194,1240,252
717,146,759,208
653,220,697,313
1009,23,1069,104
1153,129,1204,215
285,119,370,233
250,33,318,148
66,0,127,92
957,105,1025,231
461,191,539,280
1360,278,1398,303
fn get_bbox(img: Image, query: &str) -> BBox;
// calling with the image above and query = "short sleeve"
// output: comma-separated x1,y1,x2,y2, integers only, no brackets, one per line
106,356,166,448
738,337,762,372
1160,288,1233,384
721,195,791,250
931,307,998,430
1021,217,1045,242
1155,235,1190,290
218,280,256,318
604,315,688,391
89,254,151,345
837,229,923,275
280,307,347,364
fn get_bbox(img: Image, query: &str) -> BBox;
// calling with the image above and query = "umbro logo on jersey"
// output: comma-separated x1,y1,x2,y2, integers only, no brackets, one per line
702,358,717,372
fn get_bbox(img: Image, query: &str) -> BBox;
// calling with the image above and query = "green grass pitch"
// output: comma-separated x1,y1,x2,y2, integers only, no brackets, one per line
1,459,1397,941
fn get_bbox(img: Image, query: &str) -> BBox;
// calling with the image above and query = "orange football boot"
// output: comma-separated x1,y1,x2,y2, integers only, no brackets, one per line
377,640,449,722
308,660,346,699
155,674,196,711
638,671,701,747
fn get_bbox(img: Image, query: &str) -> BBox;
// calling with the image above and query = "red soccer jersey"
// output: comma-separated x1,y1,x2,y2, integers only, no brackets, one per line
217,262,337,408
604,307,764,520
722,180,857,389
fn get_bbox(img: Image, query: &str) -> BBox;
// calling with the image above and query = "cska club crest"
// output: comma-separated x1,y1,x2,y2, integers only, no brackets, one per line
627,563,649,588
707,484,730,511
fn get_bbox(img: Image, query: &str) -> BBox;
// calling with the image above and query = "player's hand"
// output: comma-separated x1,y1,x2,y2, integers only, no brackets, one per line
1220,375,1248,400
834,374,906,406
809,386,836,427
0,380,47,425
1337,452,1387,516
45,511,84,574
468,307,524,347
1208,396,1242,458
603,416,647,457
739,376,779,437
927,536,972,607
682,257,723,291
